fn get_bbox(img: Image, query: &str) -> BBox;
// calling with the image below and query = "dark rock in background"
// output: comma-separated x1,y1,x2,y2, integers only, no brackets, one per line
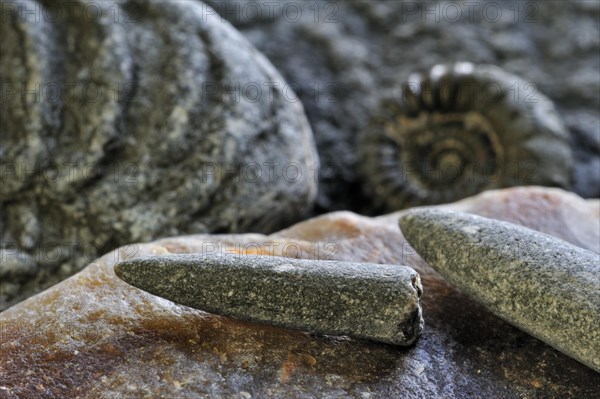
205,0,600,212
0,0,318,310
358,63,573,210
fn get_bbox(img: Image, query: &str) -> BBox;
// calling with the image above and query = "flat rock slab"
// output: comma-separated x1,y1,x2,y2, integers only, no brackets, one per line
1,187,599,398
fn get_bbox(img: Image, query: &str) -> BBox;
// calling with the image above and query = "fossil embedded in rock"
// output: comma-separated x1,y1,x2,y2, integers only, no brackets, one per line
358,63,573,211
0,0,317,310
114,253,424,346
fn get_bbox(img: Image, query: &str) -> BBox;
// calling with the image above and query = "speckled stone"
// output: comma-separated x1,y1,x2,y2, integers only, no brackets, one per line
399,209,600,372
1,187,599,398
115,254,423,346
0,0,318,310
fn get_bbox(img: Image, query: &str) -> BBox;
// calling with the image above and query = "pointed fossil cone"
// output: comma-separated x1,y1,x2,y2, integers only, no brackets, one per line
399,209,600,372
115,254,424,346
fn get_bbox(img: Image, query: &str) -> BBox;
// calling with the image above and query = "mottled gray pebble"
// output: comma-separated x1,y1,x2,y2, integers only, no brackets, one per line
400,209,600,372
115,254,424,346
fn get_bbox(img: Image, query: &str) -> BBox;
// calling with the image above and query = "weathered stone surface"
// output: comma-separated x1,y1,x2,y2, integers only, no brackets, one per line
1,187,599,398
399,209,600,372
115,254,423,346
0,0,318,310
205,0,600,211
358,62,573,210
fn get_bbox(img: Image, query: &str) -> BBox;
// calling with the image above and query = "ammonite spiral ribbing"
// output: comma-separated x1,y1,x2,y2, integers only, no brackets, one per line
0,0,317,309
358,63,573,211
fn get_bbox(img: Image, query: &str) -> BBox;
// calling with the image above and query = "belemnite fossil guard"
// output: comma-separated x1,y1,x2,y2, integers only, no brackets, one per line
114,254,424,346
400,209,600,372
358,62,573,211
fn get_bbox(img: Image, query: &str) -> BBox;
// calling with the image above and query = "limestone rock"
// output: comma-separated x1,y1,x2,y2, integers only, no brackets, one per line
1,187,599,398
205,0,600,210
0,0,318,310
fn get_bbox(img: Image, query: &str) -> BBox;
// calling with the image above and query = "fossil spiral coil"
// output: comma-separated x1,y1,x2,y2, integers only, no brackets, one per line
357,63,573,211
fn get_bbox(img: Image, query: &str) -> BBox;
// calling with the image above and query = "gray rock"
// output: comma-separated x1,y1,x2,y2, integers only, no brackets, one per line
2,188,599,398
0,0,318,309
358,62,573,210
399,209,600,372
114,253,424,345
205,0,600,211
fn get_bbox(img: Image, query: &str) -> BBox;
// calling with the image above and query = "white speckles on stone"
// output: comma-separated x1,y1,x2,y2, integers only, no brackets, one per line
273,263,297,273
115,254,423,346
460,225,481,235
400,208,600,372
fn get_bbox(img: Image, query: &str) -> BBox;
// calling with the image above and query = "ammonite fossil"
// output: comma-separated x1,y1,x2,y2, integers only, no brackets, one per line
358,63,573,211
0,0,317,309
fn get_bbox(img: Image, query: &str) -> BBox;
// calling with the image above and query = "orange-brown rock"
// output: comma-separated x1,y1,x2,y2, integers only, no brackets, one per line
1,187,599,398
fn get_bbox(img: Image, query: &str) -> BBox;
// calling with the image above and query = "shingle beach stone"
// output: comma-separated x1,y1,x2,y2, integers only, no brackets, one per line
115,254,423,346
1,188,599,398
399,209,600,372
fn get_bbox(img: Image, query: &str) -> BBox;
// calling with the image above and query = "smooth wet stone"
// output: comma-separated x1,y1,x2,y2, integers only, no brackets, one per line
1,187,599,398
399,209,600,372
115,254,423,346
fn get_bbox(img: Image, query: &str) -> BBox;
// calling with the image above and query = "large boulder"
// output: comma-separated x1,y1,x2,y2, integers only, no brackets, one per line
1,187,598,398
0,0,318,309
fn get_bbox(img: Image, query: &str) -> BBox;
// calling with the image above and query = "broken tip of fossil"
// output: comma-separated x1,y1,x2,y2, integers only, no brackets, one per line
115,253,424,346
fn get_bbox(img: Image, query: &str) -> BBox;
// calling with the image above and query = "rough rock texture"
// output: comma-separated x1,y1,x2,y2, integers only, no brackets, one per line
205,0,600,211
115,254,423,346
358,62,573,210
400,209,600,372
1,187,599,398
0,0,318,310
